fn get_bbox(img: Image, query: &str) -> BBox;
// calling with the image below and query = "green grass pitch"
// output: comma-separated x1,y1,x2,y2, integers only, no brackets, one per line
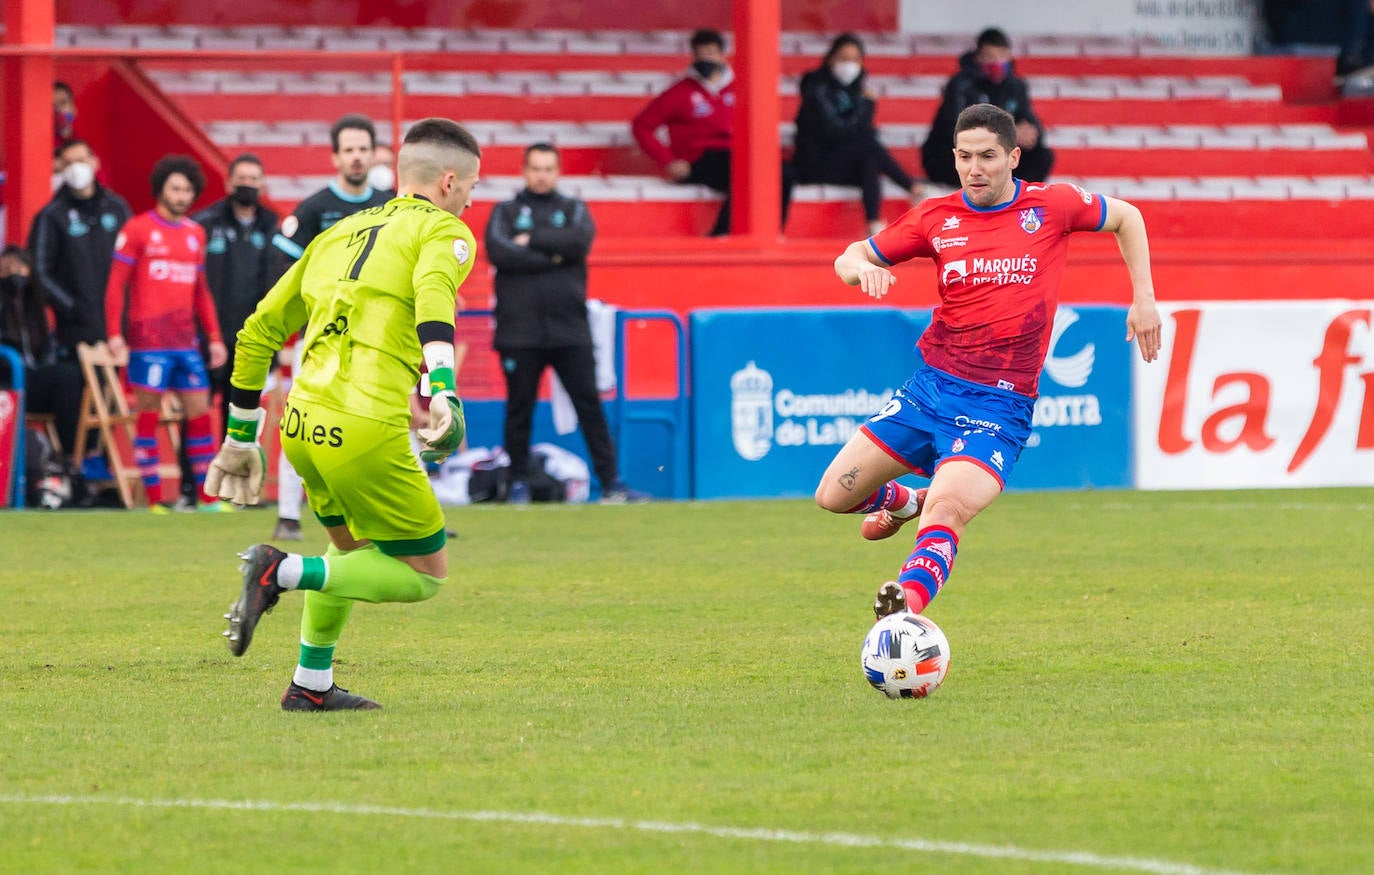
2,489,1370,874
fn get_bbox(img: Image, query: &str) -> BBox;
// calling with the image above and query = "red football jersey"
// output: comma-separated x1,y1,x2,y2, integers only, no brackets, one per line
106,211,220,350
870,180,1106,396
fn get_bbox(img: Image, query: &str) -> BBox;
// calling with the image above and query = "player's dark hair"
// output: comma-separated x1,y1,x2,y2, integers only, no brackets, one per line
523,142,559,164
824,32,865,63
53,81,74,99
953,104,1017,152
690,28,724,51
330,113,376,153
976,27,1011,50
402,117,482,161
227,152,263,176
151,154,205,200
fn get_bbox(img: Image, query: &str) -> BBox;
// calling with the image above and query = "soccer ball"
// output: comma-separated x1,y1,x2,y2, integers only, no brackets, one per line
861,612,951,699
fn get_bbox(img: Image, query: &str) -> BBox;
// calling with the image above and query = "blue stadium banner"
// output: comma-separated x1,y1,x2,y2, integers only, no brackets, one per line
1012,305,1132,490
690,305,1132,498
690,308,931,499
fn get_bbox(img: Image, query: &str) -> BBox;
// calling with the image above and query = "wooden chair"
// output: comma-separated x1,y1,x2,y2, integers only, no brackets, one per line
72,342,184,508
24,412,61,457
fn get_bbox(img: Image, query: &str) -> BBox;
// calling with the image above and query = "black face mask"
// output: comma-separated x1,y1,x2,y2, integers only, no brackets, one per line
231,185,260,207
692,60,722,79
0,274,25,298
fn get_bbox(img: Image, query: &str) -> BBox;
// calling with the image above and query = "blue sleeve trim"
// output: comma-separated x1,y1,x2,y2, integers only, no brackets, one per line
867,236,893,266
272,233,304,260
112,252,135,265
1094,194,1107,232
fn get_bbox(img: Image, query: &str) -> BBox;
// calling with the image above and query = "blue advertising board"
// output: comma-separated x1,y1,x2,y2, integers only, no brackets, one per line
690,307,931,499
1012,305,1132,490
690,305,1132,498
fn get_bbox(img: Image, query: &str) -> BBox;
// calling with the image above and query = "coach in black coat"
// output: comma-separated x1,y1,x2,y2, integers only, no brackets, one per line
921,28,1055,187
484,143,633,503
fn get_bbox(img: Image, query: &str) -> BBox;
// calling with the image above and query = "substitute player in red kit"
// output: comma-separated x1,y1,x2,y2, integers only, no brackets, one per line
818,103,1163,619
106,155,230,512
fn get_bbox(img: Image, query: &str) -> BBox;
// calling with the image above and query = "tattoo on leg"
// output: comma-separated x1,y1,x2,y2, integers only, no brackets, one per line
838,466,860,491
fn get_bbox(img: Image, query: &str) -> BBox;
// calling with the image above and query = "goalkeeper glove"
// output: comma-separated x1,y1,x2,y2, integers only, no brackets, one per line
417,364,465,463
206,404,267,506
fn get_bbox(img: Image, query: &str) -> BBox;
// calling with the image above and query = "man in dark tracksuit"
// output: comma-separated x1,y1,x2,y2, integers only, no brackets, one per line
28,138,132,360
484,143,643,504
191,153,280,433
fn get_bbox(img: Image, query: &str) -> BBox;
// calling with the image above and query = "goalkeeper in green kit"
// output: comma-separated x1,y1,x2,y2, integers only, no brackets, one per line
206,118,480,711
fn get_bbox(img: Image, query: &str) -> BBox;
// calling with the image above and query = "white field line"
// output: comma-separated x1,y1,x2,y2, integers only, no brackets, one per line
0,794,1276,875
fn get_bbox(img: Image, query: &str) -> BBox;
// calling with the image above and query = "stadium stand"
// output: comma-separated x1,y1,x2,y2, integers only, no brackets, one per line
54,24,1374,243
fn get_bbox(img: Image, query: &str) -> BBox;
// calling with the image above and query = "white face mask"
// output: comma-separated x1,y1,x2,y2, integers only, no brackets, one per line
62,161,95,191
367,163,395,192
832,61,862,86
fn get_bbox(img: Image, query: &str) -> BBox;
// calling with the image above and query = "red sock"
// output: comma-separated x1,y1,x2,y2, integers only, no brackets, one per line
843,481,913,515
134,410,162,505
184,413,219,503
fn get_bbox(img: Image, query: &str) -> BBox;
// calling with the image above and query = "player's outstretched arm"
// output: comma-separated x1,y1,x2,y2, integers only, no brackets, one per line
1101,197,1162,363
834,239,897,300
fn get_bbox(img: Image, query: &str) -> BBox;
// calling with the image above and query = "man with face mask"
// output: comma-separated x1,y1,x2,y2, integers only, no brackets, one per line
921,28,1054,188
27,138,132,362
191,153,280,445
793,33,924,235
632,27,793,236
369,143,397,196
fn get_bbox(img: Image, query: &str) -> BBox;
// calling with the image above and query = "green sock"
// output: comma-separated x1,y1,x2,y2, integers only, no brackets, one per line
301,590,354,648
321,546,444,604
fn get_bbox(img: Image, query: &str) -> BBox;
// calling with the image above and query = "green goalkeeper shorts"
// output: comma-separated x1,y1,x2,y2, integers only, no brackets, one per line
280,396,446,556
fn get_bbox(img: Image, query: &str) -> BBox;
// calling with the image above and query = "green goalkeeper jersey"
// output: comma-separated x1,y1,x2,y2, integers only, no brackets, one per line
233,195,476,429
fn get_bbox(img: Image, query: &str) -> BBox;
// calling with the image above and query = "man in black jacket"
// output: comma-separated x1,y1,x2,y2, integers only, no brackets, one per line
28,138,132,359
484,143,644,504
191,153,279,433
921,28,1054,188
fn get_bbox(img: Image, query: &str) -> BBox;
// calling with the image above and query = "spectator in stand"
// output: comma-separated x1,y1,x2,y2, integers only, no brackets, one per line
191,153,280,438
921,28,1053,188
268,113,392,541
484,143,646,504
53,82,77,149
105,155,229,513
632,27,793,236
1339,0,1374,77
0,244,85,468
369,142,398,195
793,33,924,235
28,139,131,362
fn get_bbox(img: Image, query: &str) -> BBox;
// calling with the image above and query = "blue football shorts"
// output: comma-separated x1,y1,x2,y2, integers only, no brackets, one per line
861,356,1035,488
126,349,210,392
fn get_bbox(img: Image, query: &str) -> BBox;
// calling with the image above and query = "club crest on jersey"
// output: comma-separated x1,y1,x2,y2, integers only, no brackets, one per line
1018,207,1044,234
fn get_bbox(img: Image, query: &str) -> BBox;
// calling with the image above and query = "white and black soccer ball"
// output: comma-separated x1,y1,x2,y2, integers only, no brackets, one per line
861,612,951,699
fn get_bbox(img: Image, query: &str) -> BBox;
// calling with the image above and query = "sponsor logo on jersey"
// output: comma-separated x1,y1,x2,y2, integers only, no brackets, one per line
941,259,968,286
280,402,345,448
453,239,470,264
146,259,199,284
1018,206,1045,234
932,235,968,252
1068,183,1094,204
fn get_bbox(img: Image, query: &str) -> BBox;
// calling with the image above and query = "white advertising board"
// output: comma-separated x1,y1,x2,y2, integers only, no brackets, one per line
899,0,1260,54
1134,301,1374,489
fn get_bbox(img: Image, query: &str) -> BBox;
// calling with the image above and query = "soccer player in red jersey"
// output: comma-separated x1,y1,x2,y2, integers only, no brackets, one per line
106,155,228,511
819,104,1162,619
